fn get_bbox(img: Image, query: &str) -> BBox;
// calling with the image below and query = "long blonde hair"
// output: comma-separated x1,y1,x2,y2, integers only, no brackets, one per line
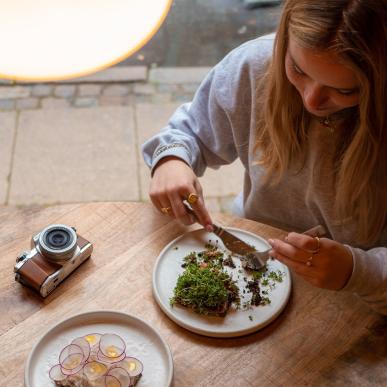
255,0,387,245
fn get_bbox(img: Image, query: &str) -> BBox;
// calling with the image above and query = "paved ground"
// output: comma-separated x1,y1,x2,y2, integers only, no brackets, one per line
0,66,245,213
0,1,281,213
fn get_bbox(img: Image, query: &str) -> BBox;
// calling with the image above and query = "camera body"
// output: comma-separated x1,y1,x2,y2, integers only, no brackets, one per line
14,224,93,297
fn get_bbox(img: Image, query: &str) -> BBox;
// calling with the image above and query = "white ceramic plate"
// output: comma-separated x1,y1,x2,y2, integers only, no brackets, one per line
153,228,291,337
25,310,173,387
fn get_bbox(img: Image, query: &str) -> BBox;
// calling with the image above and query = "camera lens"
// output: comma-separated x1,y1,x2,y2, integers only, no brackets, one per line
46,229,71,249
38,224,77,262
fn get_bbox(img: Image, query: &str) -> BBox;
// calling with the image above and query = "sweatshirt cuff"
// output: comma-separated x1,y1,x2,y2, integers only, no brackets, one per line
150,143,192,175
342,245,376,295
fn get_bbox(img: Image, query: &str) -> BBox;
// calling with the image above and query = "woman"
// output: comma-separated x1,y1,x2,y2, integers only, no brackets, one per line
142,0,387,313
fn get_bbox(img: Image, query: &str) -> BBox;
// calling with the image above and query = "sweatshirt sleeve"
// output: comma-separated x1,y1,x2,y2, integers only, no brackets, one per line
141,35,274,177
343,245,387,314
141,70,237,177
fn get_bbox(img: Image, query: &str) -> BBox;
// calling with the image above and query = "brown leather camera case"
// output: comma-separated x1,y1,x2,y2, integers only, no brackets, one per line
18,236,90,292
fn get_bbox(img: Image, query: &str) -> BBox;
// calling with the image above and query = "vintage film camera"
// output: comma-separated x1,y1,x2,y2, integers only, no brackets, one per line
14,224,93,297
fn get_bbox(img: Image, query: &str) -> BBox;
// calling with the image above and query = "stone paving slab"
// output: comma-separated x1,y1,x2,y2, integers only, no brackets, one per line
0,86,30,99
136,101,244,202
9,107,138,205
59,66,147,83
0,112,16,204
149,67,212,84
1,67,244,210
200,161,244,198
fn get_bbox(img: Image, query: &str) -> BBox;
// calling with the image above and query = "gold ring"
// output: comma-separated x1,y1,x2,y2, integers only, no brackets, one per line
306,256,313,266
187,193,199,205
310,236,320,254
160,206,171,214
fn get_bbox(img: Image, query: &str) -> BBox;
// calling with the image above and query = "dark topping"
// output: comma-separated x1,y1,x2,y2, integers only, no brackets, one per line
171,242,284,318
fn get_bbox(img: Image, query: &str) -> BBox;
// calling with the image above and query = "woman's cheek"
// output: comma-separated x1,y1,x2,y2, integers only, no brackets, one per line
331,94,360,109
285,66,301,92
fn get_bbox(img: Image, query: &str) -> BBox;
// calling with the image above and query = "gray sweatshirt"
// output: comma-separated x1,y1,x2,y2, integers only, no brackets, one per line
142,34,387,314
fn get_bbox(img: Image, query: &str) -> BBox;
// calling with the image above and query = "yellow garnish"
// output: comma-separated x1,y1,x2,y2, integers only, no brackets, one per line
84,335,97,345
128,361,136,371
90,362,105,374
106,345,119,357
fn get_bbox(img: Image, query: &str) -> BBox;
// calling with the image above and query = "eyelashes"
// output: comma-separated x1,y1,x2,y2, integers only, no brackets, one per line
292,63,304,75
336,88,358,96
290,60,359,96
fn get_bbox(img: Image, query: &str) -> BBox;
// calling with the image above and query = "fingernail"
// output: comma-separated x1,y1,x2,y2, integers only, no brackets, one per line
269,250,275,257
268,239,274,246
205,224,214,233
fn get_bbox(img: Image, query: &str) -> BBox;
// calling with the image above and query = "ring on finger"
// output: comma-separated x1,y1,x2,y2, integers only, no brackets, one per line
160,206,172,215
187,193,199,205
309,236,320,254
306,256,313,267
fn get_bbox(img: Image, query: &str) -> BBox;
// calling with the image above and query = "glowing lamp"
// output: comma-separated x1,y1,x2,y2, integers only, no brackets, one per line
0,0,172,81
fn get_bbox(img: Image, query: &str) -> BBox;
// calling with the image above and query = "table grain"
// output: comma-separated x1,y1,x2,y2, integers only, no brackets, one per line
0,202,385,386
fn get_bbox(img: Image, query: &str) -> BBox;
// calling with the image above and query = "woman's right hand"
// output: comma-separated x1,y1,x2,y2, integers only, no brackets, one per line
149,156,213,231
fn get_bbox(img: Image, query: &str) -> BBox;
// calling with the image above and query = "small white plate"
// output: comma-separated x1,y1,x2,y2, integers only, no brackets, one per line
25,310,173,386
153,228,291,337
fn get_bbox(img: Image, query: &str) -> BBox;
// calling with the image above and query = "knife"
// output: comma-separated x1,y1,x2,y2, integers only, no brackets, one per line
184,202,326,270
212,223,327,270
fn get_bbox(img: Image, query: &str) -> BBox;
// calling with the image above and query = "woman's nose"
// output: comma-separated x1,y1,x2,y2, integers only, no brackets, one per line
303,83,327,110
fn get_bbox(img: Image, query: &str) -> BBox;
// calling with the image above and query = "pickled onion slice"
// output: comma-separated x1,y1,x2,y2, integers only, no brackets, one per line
105,375,122,387
83,333,102,348
61,360,83,376
107,367,131,387
66,367,84,378
97,350,126,364
49,364,67,382
114,357,143,377
99,334,126,358
49,332,143,386
59,344,84,370
83,361,108,380
71,337,91,362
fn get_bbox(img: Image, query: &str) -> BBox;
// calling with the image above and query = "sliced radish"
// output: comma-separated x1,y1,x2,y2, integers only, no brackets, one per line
89,344,101,361
48,364,67,382
99,334,126,358
59,344,84,369
97,350,126,364
114,357,143,378
105,375,122,387
49,332,143,387
108,367,131,387
71,337,91,362
60,357,84,376
83,361,108,380
83,333,102,347
67,367,84,377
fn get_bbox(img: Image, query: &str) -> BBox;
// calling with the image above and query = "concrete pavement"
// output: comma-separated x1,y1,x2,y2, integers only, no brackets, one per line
0,66,244,214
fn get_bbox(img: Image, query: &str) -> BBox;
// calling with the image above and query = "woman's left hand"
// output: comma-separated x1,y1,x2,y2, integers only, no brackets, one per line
268,232,353,290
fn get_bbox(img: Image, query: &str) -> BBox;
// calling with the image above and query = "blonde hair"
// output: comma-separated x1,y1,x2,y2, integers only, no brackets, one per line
255,0,387,245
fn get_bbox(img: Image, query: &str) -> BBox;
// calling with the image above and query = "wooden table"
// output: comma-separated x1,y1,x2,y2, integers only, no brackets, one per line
0,202,386,386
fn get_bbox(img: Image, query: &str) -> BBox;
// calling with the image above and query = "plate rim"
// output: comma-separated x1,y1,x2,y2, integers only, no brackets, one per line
24,309,174,387
152,227,291,338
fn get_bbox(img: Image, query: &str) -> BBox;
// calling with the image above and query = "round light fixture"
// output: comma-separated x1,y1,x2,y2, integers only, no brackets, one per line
0,0,173,81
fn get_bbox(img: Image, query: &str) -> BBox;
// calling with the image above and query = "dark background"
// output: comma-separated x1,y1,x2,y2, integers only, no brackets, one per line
121,0,281,67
